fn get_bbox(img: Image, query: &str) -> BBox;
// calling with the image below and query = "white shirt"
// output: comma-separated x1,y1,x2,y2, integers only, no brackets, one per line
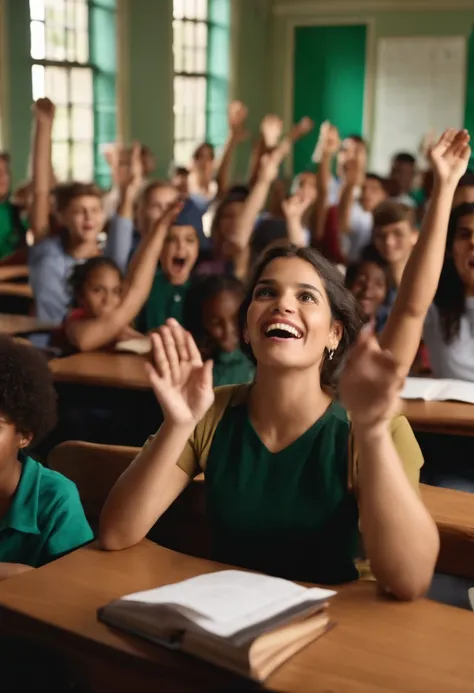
423,298,474,381
340,202,373,264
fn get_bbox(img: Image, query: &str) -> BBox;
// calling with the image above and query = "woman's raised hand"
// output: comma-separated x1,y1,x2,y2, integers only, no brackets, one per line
145,319,215,427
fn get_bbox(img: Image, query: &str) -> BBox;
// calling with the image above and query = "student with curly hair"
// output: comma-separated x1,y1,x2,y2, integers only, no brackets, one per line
0,336,92,580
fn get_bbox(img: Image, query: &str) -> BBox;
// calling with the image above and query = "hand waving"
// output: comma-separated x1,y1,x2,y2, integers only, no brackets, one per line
339,332,403,432
228,100,248,140
261,114,284,148
33,98,55,125
282,192,312,221
146,320,215,426
430,129,471,187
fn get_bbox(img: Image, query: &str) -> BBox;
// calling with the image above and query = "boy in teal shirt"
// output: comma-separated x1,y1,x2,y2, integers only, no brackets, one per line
0,336,92,580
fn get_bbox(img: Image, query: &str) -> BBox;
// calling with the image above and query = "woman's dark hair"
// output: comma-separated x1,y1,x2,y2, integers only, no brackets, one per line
434,202,474,343
184,274,245,353
69,257,123,304
0,336,57,445
238,244,363,394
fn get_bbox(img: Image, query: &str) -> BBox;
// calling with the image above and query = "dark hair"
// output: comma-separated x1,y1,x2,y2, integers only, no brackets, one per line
456,171,474,189
250,218,288,265
0,152,11,167
345,134,366,148
434,202,474,343
53,182,103,213
174,167,189,177
193,142,215,161
183,274,245,353
69,257,123,304
365,173,391,195
238,244,363,394
0,336,57,445
392,152,416,165
372,200,416,229
139,179,175,207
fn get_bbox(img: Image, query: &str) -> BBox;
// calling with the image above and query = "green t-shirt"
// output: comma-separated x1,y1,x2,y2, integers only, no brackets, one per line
212,349,255,388
0,200,25,259
137,270,190,332
205,399,360,585
0,454,93,568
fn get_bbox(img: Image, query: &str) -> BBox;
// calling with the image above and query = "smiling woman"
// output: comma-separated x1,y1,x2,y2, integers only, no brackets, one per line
99,242,440,600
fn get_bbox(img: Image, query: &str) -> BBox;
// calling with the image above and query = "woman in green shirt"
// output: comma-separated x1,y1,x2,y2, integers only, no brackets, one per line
100,242,439,599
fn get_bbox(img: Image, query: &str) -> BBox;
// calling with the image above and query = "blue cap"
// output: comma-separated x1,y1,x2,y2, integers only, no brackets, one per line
173,197,207,247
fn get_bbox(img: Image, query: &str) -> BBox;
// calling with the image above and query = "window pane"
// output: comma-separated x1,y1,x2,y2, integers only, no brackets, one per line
70,68,93,104
75,1,88,30
174,0,185,20
45,66,68,104
71,106,93,140
195,0,207,21
66,28,76,61
184,47,195,73
66,0,75,27
30,21,46,59
195,22,207,49
30,0,45,22
184,21,194,47
31,65,45,101
196,111,206,141
195,77,206,108
53,105,70,139
45,22,66,60
76,30,89,63
72,142,94,181
184,0,196,19
52,141,70,181
195,47,206,73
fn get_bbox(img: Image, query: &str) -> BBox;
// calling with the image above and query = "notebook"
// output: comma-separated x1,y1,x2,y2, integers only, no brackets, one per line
469,588,474,611
115,337,152,355
98,569,335,681
402,378,474,405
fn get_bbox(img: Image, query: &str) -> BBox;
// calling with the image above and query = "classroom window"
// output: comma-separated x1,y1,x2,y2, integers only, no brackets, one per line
29,0,117,186
173,0,209,166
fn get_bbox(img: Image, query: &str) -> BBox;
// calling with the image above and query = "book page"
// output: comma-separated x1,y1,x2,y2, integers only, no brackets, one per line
437,380,474,404
401,377,439,401
120,570,335,631
115,337,152,355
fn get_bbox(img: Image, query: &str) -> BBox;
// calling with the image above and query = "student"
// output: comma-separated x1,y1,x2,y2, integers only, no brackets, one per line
171,166,190,195
345,252,390,333
372,201,418,289
60,200,183,352
135,199,202,333
380,129,472,382
0,336,93,580
183,274,255,387
0,153,27,261
100,244,439,600
338,152,389,264
390,152,417,206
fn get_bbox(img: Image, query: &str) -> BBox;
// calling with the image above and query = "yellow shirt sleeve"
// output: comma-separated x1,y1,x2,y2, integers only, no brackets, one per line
175,385,248,478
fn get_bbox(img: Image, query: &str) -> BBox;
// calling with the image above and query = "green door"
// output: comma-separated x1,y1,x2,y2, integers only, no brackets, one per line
464,26,474,166
293,24,367,175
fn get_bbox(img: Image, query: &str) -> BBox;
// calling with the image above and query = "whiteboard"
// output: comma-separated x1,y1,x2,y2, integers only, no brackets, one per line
371,37,466,175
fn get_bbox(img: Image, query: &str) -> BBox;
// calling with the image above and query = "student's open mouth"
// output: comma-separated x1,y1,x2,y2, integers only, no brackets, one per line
264,322,303,340
171,257,187,269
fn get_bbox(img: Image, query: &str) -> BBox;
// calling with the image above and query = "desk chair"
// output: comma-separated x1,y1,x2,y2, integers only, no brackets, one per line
48,441,210,558
49,442,474,579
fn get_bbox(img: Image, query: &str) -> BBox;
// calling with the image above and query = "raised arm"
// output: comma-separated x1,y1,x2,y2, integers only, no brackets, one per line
66,200,182,352
99,321,214,550
337,145,365,236
379,129,471,375
30,98,55,243
312,123,340,244
248,114,283,188
282,192,311,246
215,100,248,200
340,333,439,601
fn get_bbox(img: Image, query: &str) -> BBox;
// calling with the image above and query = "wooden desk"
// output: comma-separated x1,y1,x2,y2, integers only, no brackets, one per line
403,399,474,437
50,351,150,390
0,312,55,335
0,281,33,299
0,541,473,693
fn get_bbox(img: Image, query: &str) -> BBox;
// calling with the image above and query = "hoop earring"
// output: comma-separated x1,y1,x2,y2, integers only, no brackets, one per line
327,348,335,361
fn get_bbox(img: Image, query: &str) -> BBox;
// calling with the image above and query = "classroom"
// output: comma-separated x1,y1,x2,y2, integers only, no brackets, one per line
0,0,474,690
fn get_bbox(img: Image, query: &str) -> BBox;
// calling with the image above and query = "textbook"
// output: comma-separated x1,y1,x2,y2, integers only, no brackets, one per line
402,378,474,404
115,337,152,355
98,570,335,681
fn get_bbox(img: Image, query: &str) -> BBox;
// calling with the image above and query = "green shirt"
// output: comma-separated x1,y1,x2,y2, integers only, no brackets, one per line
137,270,190,332
0,200,25,259
0,454,93,568
205,399,360,585
212,349,255,388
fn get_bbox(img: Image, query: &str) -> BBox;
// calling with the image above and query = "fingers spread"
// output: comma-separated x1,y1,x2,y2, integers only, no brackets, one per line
159,325,181,386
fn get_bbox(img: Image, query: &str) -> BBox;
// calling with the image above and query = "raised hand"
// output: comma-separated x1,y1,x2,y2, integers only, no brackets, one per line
258,138,291,184
282,191,312,221
145,320,215,426
339,332,403,432
103,143,121,173
326,124,341,155
261,114,283,148
153,198,184,234
33,97,55,125
429,129,471,187
228,100,248,139
289,117,314,143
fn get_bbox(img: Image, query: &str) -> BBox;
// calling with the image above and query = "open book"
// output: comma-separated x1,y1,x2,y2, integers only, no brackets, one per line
402,378,474,404
469,588,474,611
115,337,152,355
98,570,335,681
